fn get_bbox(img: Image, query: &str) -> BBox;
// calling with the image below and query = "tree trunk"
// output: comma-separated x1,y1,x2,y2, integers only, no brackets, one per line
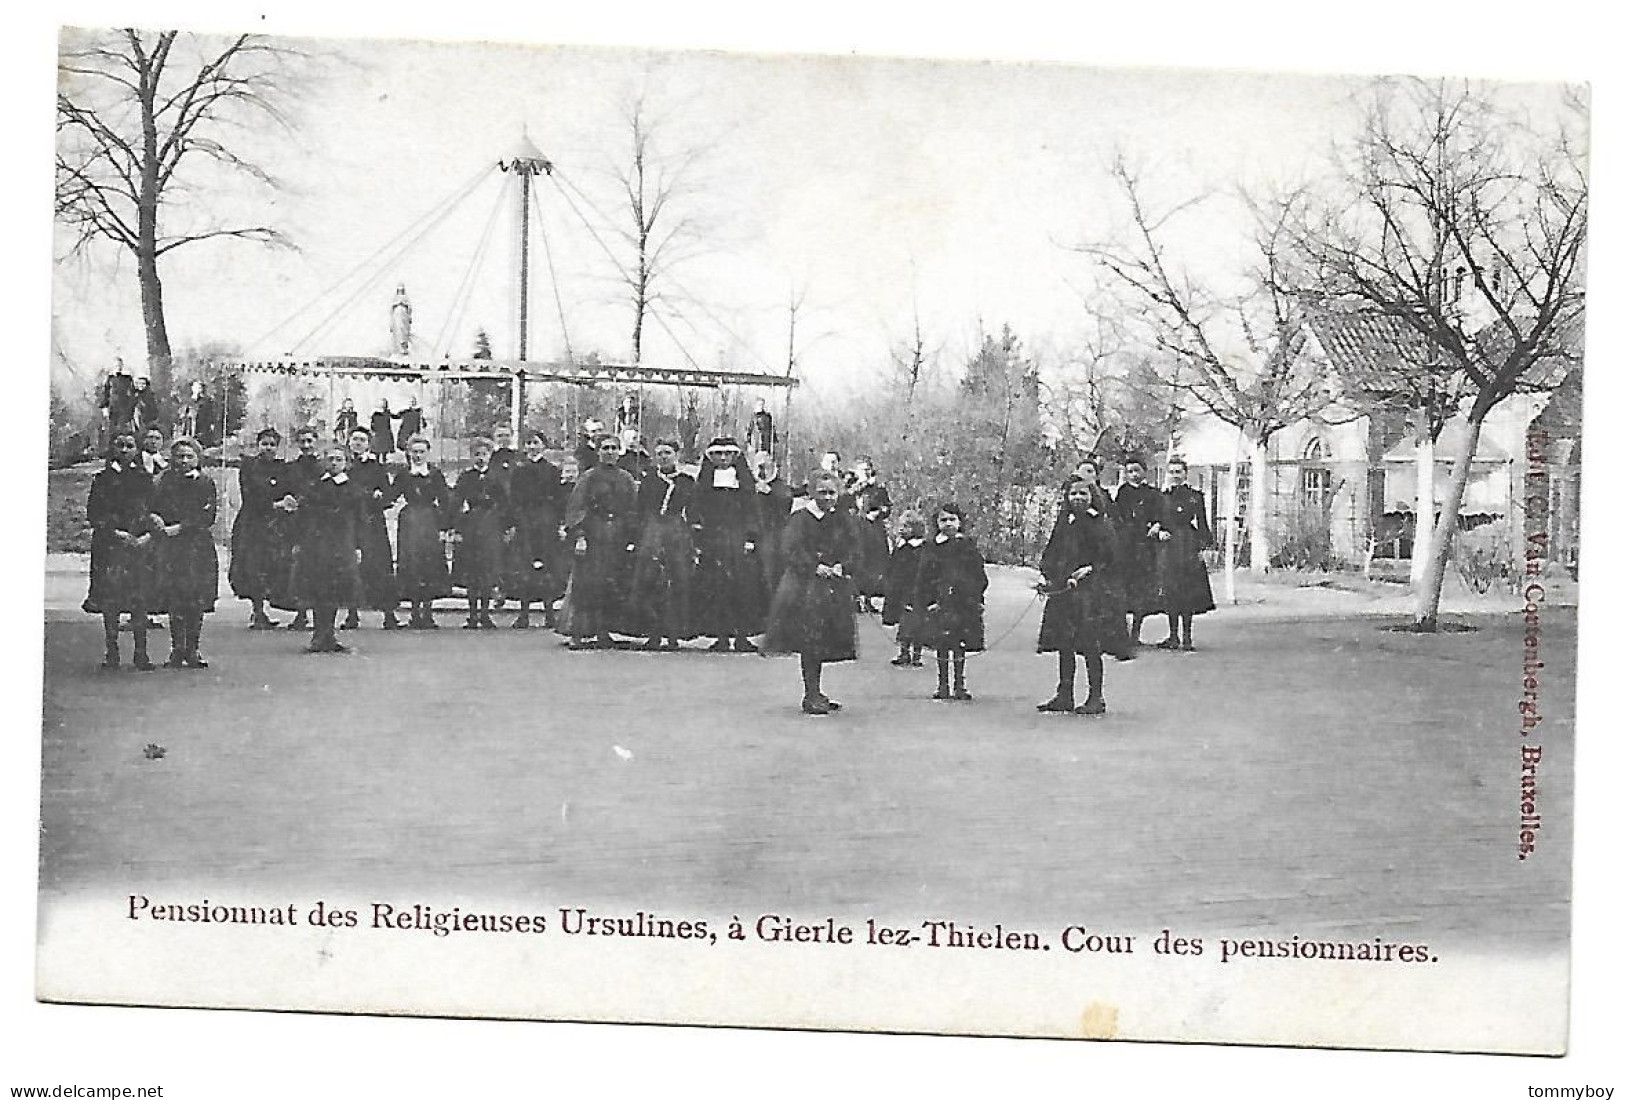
137,79,173,410
137,244,173,402
1223,424,1244,604
1247,435,1270,574
1409,431,1435,586
1413,413,1487,630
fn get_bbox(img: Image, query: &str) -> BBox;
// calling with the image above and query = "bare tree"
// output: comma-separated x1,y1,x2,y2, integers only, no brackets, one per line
605,90,711,367
1283,78,1587,630
55,29,308,403
1078,157,1354,590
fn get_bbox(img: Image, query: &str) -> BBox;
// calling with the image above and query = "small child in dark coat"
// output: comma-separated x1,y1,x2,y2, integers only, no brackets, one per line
914,504,988,701
882,510,928,667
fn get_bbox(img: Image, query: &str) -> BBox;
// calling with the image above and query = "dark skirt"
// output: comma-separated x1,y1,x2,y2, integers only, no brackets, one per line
83,532,156,615
762,572,858,662
1161,535,1216,615
559,535,635,636
695,540,768,637
622,518,697,638
396,503,451,600
356,516,397,608
228,510,292,601
505,509,565,603
1036,583,1114,653
1118,542,1166,616
917,598,986,652
853,519,890,596
153,530,219,615
452,511,506,592
289,539,364,609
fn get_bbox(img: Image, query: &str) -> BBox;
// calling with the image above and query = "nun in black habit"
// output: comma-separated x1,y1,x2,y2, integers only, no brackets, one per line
690,437,769,652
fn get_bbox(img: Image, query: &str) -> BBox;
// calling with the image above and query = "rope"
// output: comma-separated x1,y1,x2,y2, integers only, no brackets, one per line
290,166,500,355
432,175,508,358
244,164,496,357
545,171,705,372
551,169,780,378
531,180,575,366
856,585,1044,660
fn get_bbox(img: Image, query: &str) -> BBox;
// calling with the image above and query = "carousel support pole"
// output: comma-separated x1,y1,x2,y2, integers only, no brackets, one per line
510,371,524,437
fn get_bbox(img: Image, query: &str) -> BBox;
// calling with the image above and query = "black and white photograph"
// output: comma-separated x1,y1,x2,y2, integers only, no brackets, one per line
16,2,1622,1096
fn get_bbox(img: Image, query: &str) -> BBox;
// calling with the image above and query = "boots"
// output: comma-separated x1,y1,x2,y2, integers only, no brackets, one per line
932,657,951,700
1037,689,1075,712
952,656,971,700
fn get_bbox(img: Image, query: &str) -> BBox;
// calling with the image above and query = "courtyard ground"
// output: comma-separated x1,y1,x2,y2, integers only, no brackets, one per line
38,558,1575,958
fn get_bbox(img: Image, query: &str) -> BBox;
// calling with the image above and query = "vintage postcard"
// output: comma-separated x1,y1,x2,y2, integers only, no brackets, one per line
37,19,1587,1068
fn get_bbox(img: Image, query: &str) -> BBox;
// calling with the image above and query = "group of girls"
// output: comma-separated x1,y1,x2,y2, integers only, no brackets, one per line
215,425,809,657
84,420,1216,723
83,429,219,670
873,453,1215,717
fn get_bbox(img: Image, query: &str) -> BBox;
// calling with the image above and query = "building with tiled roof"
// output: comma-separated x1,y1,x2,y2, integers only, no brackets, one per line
1167,308,1581,574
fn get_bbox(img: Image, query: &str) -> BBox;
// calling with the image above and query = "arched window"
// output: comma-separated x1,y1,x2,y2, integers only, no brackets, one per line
1300,437,1332,512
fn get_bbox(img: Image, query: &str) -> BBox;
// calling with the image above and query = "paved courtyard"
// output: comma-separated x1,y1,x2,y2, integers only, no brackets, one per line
39,565,1574,955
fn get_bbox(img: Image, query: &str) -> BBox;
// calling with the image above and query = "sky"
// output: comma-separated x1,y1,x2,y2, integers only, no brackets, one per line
50,33,1487,405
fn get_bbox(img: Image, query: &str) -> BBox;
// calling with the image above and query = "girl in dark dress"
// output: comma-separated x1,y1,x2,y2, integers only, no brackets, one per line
1157,458,1217,650
279,427,324,630
763,472,859,715
344,427,400,630
228,427,291,629
1035,479,1118,715
915,504,988,701
370,400,396,458
848,458,893,611
449,438,508,629
83,431,157,670
506,431,567,629
882,510,928,667
691,437,768,652
290,445,366,653
393,435,452,629
150,439,219,669
1070,457,1134,661
751,453,796,589
1111,456,1167,646
560,435,638,650
625,438,698,649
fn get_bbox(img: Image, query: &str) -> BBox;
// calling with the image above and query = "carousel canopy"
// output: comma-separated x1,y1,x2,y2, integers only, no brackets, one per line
220,356,798,390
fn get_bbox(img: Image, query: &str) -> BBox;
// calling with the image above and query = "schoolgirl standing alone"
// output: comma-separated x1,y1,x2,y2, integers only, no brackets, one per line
150,438,219,669
449,438,508,629
505,431,567,629
914,504,987,701
763,471,859,715
290,445,365,653
1035,478,1118,715
882,510,929,667
393,435,452,628
83,431,157,670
